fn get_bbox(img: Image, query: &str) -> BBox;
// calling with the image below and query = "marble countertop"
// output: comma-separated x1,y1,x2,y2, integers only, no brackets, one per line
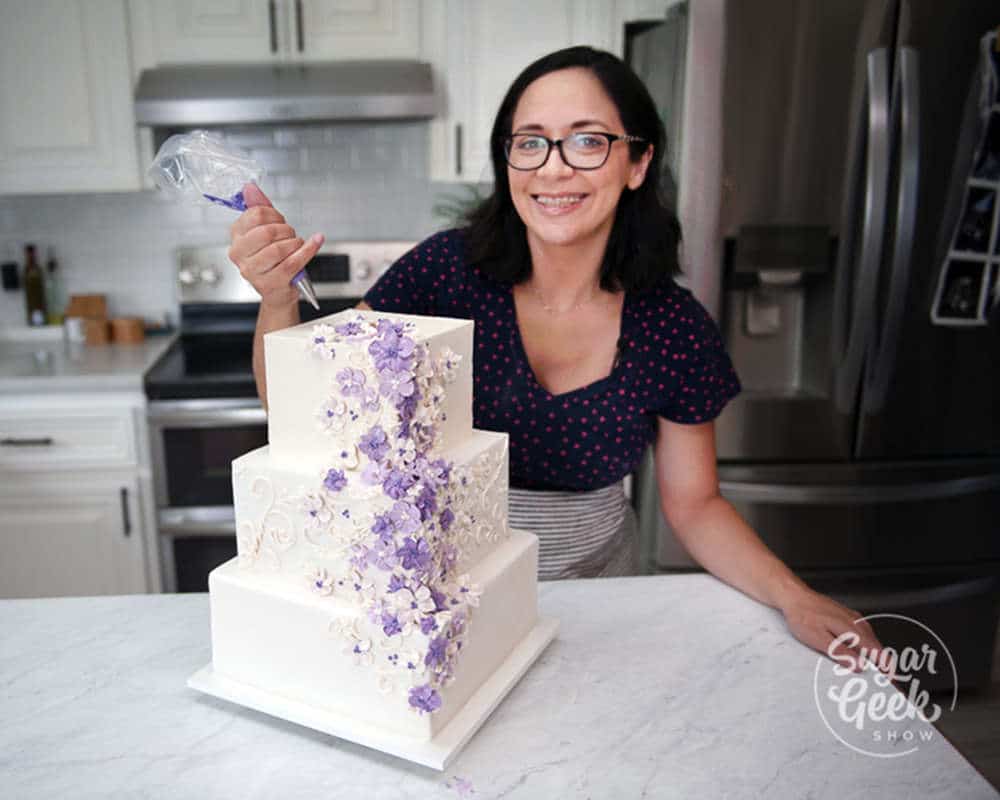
0,330,176,394
1,576,996,799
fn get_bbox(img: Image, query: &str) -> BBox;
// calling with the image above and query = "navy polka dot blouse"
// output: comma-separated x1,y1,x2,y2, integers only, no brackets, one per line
364,228,741,491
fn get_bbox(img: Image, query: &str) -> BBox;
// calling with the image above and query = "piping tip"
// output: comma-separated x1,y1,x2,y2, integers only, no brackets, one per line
294,273,320,311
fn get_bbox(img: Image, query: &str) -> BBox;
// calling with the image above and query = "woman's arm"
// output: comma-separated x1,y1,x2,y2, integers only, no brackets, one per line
252,300,300,409
229,183,324,410
653,416,887,668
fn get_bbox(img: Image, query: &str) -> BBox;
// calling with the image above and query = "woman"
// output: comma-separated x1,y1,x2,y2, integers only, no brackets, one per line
229,46,886,669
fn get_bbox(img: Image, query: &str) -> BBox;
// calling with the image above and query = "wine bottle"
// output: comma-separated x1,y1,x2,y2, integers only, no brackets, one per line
44,248,65,324
23,244,47,327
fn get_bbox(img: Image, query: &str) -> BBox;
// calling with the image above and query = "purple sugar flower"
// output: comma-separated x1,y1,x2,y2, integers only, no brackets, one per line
369,328,416,373
382,468,416,500
323,468,347,492
372,512,394,545
390,501,422,535
425,635,448,668
336,367,366,397
430,588,448,612
439,508,455,532
378,368,415,405
408,684,442,714
414,485,438,521
381,611,402,637
440,543,458,568
361,460,389,486
376,318,400,337
349,544,370,573
397,536,431,572
419,616,438,635
358,425,390,462
334,320,367,337
423,458,451,487
397,392,419,425
387,574,407,593
368,547,399,572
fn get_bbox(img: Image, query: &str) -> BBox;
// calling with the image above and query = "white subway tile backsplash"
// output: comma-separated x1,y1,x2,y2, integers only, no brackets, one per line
224,131,275,148
0,121,476,327
249,148,303,175
302,145,350,172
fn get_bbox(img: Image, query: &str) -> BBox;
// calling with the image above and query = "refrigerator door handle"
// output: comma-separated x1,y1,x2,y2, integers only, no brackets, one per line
834,48,892,415
863,47,920,415
829,574,1000,614
718,472,1000,505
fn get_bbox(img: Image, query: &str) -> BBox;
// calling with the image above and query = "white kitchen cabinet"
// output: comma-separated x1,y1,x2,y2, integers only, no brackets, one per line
293,0,422,61
0,0,141,195
0,474,145,599
424,0,617,183
0,394,152,599
128,0,421,67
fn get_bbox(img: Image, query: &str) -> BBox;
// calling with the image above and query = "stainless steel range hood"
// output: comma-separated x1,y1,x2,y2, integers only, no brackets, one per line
134,61,436,127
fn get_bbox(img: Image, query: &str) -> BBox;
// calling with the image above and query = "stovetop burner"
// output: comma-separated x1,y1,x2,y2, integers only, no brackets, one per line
144,299,357,400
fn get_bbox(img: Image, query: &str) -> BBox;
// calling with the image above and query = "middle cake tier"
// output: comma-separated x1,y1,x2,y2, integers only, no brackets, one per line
233,428,511,589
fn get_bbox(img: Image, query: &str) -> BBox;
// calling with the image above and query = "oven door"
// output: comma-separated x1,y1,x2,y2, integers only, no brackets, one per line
148,399,267,592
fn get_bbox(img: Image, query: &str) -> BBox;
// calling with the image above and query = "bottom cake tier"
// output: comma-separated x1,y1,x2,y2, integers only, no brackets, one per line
209,529,539,741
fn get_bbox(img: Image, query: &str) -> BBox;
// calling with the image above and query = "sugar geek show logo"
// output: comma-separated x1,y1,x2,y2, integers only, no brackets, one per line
813,613,958,758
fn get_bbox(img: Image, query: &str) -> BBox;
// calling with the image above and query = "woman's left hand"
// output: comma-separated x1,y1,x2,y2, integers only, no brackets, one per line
779,587,893,677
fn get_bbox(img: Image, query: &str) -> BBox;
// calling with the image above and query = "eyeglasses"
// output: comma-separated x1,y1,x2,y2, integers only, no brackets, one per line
502,131,646,171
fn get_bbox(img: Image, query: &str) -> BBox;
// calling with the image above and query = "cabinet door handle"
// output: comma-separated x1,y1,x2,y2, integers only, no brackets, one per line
295,0,304,52
1,436,53,446
268,0,278,53
455,123,463,176
120,487,132,537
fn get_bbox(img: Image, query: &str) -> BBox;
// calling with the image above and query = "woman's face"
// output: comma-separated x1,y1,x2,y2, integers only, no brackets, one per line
507,67,653,252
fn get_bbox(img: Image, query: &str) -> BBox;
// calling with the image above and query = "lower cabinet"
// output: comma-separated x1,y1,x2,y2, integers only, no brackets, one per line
0,474,146,599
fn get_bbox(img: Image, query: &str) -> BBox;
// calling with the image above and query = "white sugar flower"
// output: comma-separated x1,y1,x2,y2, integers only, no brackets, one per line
345,637,374,666
334,444,360,470
301,492,333,528
317,398,349,432
413,585,437,614
307,566,335,596
437,347,462,382
308,324,338,359
375,670,396,695
401,650,426,675
457,574,481,608
395,438,417,467
348,349,370,368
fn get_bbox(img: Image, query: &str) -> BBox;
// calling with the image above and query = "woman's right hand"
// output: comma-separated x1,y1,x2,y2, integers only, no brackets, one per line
228,183,325,308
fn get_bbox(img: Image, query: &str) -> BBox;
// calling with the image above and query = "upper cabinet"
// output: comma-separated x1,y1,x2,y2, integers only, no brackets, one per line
424,0,617,183
128,0,422,68
0,0,141,195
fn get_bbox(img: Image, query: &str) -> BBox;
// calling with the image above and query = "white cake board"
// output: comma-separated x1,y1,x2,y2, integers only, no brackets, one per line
188,616,558,771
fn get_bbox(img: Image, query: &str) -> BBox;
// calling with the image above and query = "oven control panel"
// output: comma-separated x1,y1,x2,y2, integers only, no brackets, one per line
176,241,418,304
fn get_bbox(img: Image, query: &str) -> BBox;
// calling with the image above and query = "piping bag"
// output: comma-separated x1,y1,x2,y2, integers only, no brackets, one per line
148,130,319,309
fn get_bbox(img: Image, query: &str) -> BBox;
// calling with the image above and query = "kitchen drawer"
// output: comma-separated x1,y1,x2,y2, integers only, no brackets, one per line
0,409,136,469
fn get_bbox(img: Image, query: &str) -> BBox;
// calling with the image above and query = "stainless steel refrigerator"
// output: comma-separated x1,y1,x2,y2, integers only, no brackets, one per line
630,0,1000,690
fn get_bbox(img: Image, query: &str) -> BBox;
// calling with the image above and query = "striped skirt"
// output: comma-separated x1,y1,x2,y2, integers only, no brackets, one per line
508,481,640,581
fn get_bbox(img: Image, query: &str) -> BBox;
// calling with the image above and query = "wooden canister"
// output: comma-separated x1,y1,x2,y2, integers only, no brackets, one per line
110,317,145,344
84,317,110,346
65,294,107,320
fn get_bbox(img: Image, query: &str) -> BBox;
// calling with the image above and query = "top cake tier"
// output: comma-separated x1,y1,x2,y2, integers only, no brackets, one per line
265,310,474,471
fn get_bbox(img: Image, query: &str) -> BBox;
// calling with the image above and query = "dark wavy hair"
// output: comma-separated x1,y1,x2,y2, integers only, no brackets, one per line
461,45,682,291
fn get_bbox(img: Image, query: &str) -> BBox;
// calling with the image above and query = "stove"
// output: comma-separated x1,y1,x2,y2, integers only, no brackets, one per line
145,241,415,400
146,240,416,591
